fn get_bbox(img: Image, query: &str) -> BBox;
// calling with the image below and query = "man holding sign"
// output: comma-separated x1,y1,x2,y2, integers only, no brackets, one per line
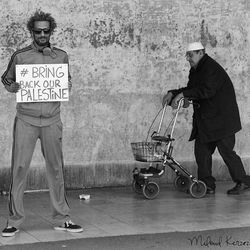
1,10,83,237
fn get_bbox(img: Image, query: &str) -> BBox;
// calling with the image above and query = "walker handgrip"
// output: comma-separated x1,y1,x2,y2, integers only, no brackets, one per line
177,97,185,110
178,97,193,109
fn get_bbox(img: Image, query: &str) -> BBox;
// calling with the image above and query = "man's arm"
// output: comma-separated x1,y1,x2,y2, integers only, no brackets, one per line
63,53,72,92
162,87,187,107
1,54,20,93
172,65,224,108
182,67,223,100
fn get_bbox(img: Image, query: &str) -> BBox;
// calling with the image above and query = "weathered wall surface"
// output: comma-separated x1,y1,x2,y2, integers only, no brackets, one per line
0,0,250,189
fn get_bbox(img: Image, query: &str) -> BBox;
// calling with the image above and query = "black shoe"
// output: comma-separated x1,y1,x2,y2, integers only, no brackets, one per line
206,187,215,194
2,227,19,237
227,183,250,195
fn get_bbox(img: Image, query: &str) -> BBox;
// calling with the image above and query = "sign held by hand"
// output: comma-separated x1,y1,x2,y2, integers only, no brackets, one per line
16,64,69,103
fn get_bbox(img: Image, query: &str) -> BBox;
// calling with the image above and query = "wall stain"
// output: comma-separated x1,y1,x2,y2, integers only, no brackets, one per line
1,22,28,49
200,20,217,48
88,17,141,49
225,32,232,46
55,27,84,48
0,47,15,60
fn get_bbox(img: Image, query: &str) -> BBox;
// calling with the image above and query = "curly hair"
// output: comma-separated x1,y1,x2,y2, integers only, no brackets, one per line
27,10,57,33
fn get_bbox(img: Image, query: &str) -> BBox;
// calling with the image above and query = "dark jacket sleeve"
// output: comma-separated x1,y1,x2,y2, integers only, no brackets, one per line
1,53,17,86
167,87,187,104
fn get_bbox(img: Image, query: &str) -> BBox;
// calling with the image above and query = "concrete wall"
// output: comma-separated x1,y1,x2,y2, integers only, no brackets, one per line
0,0,250,190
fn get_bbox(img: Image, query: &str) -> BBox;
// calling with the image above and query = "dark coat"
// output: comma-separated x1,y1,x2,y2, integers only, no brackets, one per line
172,54,241,143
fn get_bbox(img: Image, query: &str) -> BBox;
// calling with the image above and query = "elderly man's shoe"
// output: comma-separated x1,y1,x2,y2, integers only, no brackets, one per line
206,187,215,194
227,183,250,195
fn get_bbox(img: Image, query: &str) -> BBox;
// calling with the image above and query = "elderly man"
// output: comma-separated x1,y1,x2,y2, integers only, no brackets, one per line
162,42,250,195
1,10,82,237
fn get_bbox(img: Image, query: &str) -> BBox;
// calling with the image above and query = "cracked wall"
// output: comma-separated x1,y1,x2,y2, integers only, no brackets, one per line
0,0,250,188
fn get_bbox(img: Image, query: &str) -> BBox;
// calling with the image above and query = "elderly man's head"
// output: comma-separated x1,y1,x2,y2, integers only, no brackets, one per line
185,42,205,68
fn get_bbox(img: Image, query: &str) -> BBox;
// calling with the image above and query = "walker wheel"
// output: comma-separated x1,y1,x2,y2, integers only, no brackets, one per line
174,175,190,192
132,180,143,194
189,180,207,198
142,182,159,199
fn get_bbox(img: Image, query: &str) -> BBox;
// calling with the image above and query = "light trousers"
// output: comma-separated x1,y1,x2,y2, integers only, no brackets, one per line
7,117,70,227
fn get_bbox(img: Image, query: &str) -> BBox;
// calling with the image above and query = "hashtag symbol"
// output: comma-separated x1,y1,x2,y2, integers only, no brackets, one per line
20,68,28,77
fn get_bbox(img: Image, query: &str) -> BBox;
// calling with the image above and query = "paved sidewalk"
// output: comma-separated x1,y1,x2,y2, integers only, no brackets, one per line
0,181,250,246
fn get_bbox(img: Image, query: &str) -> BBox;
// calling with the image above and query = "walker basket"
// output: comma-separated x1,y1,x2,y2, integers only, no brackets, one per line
131,141,162,162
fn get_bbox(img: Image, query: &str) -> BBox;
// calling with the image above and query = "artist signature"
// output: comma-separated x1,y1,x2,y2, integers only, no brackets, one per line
188,235,250,247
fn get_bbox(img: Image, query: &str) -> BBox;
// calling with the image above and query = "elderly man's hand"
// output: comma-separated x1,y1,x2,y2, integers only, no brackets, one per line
171,92,184,109
162,92,173,107
5,82,20,93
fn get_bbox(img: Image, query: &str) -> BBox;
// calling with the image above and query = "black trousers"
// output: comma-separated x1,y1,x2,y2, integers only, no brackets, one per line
194,134,250,189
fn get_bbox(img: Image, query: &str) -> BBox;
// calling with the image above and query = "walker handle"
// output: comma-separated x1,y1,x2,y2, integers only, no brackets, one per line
157,104,167,133
170,97,186,138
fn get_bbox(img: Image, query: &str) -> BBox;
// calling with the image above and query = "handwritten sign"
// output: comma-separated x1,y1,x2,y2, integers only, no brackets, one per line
16,64,69,103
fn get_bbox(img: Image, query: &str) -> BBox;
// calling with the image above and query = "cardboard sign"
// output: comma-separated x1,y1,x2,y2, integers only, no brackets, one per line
16,64,69,102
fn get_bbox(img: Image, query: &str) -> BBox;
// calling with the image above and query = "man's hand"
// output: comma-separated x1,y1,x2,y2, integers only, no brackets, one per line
162,92,173,107
68,81,72,92
5,82,20,93
171,92,184,109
